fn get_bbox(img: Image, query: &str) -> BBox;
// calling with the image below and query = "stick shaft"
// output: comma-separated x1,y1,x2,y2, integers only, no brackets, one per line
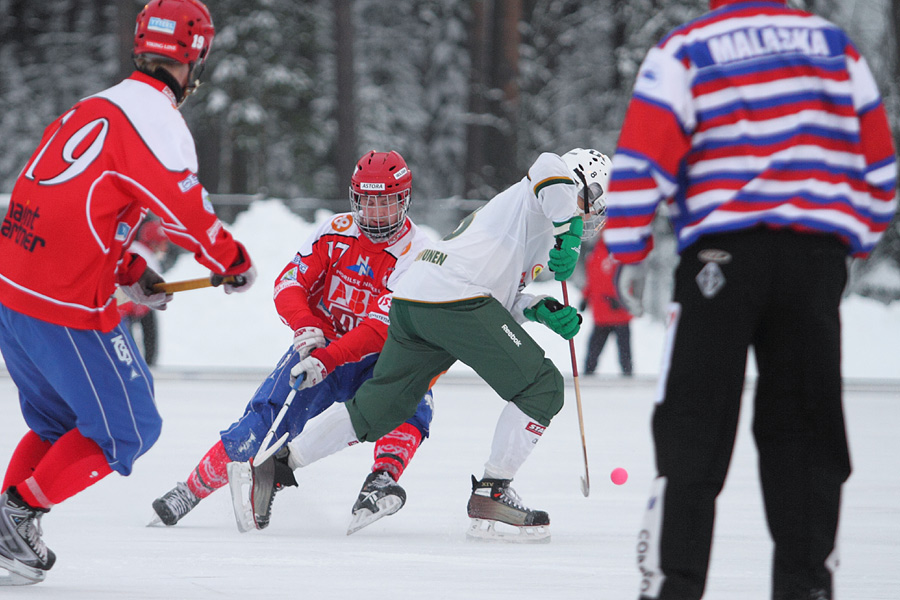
562,281,591,495
152,276,233,294
253,373,306,464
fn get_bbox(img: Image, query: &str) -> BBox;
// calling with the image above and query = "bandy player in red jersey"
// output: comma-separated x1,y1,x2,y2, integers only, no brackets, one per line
151,150,434,536
0,0,256,586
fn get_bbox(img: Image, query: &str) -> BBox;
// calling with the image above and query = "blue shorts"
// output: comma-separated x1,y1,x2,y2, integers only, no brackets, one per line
0,303,160,476
220,345,434,462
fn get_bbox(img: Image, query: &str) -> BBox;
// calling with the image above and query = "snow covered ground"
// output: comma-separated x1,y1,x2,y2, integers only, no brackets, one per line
1,200,899,597
0,375,897,598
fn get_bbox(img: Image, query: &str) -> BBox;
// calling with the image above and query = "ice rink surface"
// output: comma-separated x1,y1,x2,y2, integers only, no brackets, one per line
1,372,897,599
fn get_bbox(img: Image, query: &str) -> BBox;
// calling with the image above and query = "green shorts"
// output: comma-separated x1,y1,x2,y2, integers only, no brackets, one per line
346,296,564,441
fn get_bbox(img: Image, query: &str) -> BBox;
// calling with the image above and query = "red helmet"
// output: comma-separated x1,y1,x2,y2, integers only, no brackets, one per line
134,0,215,67
349,151,412,243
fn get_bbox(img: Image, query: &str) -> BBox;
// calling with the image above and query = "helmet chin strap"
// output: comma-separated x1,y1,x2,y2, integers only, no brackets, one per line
576,169,589,216
180,62,206,106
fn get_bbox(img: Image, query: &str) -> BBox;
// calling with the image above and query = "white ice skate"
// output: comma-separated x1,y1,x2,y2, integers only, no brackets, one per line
465,476,550,543
226,461,257,533
227,447,297,533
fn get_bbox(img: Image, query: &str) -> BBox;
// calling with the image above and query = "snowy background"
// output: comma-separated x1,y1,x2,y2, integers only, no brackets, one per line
156,200,900,381
1,202,898,598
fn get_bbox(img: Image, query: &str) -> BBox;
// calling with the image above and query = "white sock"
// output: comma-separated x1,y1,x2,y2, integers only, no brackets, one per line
286,402,359,469
483,402,546,480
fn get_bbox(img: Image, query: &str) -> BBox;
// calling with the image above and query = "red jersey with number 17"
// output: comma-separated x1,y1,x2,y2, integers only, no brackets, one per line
0,71,246,332
273,214,431,373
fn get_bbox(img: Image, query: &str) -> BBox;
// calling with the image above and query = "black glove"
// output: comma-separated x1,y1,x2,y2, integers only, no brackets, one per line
121,267,172,310
211,243,257,294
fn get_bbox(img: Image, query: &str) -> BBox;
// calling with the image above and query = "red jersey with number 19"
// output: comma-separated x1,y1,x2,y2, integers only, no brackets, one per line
0,71,247,332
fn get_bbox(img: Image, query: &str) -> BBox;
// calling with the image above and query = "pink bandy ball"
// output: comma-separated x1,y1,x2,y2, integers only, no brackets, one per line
610,467,628,485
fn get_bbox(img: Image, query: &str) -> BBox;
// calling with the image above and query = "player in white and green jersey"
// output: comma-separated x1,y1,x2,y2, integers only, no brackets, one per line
249,149,611,542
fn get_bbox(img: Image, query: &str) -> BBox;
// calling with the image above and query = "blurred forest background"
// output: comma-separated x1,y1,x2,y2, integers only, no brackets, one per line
2,0,899,311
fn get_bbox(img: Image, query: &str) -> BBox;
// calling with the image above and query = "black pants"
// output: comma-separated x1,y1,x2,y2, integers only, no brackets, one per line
639,229,850,600
584,323,632,375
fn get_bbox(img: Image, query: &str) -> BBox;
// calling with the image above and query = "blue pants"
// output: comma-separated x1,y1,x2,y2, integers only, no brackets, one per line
220,345,433,462
0,303,160,476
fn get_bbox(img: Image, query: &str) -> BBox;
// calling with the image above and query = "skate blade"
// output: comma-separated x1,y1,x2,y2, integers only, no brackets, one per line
226,461,257,533
0,555,46,586
346,495,404,536
146,513,165,527
466,518,550,544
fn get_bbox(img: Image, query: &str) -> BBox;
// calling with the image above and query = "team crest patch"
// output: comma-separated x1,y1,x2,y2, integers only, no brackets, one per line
347,255,375,278
532,265,543,279
526,422,546,436
696,262,725,299
332,215,353,232
115,222,131,242
377,295,392,312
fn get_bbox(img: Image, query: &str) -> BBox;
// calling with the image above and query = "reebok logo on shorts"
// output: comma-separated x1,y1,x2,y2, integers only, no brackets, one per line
501,323,522,347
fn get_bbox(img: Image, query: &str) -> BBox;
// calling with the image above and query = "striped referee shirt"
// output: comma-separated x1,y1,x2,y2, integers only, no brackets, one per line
603,0,897,262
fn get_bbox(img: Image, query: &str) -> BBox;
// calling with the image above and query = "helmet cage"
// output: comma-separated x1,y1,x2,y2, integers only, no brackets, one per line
349,188,411,243
349,150,412,243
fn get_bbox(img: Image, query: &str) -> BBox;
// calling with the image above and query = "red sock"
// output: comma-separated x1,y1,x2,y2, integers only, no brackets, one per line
186,440,231,499
15,429,112,509
3,430,53,492
372,423,423,481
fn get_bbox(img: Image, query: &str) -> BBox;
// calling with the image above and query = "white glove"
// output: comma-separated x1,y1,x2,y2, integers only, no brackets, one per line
121,267,172,310
290,356,328,390
616,263,647,317
292,327,326,359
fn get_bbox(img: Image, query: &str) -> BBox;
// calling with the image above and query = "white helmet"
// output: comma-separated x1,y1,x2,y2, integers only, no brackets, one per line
562,148,611,239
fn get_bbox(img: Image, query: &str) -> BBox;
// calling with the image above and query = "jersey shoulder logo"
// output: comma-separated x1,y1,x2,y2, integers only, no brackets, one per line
331,215,353,232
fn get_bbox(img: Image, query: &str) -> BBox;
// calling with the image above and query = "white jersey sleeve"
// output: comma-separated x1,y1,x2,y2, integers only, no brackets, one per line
393,153,579,318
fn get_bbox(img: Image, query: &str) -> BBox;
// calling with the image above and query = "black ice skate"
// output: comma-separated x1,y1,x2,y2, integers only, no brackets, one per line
227,446,297,532
466,476,550,543
0,488,55,586
347,470,407,535
150,482,200,527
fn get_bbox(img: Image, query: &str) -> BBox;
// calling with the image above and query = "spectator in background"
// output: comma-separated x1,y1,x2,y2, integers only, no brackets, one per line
580,240,632,376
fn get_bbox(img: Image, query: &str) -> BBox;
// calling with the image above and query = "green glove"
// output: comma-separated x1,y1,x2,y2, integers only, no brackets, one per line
523,297,582,340
548,217,583,281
